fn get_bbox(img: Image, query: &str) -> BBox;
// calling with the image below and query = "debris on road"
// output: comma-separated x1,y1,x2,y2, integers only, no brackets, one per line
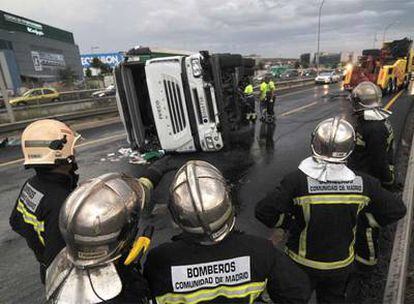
99,147,148,164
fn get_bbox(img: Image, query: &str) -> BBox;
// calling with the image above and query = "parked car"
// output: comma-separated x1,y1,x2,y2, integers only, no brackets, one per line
9,88,60,106
92,85,116,98
315,71,341,84
280,69,299,79
254,72,274,84
302,69,317,77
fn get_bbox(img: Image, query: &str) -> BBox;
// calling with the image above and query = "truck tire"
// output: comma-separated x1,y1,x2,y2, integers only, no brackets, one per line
386,81,393,95
243,67,255,77
403,76,409,89
242,58,255,68
218,54,243,69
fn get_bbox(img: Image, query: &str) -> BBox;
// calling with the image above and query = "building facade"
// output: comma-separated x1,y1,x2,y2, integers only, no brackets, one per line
0,10,83,92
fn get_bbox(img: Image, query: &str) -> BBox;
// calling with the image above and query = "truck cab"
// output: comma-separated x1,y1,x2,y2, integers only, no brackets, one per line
114,47,255,153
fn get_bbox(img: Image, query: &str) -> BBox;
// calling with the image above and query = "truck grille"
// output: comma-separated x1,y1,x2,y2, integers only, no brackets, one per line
163,78,186,134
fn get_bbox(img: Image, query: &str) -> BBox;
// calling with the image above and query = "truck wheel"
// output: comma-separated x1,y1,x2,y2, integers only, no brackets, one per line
403,76,409,89
218,54,243,69
393,78,398,92
52,98,60,102
386,81,393,95
243,67,255,77
242,58,255,68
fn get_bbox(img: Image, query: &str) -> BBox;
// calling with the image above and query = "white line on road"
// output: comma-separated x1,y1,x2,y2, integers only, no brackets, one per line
280,101,319,117
0,132,126,169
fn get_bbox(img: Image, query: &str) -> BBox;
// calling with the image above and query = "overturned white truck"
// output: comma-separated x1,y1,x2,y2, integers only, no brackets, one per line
114,47,255,153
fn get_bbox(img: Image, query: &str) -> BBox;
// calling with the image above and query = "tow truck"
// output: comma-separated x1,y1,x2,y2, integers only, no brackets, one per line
344,38,414,94
114,46,255,153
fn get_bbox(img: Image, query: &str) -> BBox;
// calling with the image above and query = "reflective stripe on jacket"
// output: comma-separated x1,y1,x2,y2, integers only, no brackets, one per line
244,84,254,95
268,81,276,92
349,117,395,186
9,172,77,269
255,169,406,271
259,82,268,101
144,231,311,303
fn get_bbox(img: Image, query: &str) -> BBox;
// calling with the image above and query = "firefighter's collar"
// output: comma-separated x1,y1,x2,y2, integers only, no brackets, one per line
298,156,355,182
363,108,391,121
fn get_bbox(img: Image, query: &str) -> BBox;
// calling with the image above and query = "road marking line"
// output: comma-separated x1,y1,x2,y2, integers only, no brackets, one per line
77,133,126,149
280,101,319,117
384,90,404,110
0,133,126,169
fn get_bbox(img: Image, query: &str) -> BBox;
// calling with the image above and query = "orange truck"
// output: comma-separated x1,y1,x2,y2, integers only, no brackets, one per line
344,38,413,94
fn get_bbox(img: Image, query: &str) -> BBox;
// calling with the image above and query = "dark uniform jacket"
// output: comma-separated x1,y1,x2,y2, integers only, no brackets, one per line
348,116,396,266
144,231,311,304
255,169,406,272
10,171,77,282
349,117,395,186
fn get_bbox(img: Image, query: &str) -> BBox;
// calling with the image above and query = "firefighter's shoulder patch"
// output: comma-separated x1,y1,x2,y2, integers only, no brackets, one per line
20,182,44,213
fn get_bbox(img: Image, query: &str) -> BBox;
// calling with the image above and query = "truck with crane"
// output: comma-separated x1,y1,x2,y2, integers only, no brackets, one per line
344,37,414,94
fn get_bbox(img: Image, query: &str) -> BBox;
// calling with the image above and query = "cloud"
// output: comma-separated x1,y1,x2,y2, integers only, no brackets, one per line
1,0,413,57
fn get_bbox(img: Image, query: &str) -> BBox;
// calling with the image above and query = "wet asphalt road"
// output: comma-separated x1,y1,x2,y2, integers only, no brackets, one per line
0,83,412,303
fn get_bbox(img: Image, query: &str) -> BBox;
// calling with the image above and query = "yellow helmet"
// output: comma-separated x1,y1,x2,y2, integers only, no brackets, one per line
21,119,80,167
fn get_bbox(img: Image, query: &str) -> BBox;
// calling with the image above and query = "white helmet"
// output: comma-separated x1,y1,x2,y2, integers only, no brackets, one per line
21,119,80,167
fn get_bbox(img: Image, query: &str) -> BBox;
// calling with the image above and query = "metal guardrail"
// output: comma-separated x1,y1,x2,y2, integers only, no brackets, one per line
383,131,414,303
0,106,118,135
0,88,103,113
1,95,113,114
253,77,315,91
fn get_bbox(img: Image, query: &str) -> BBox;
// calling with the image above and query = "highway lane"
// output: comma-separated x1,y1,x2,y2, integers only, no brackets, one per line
0,83,411,303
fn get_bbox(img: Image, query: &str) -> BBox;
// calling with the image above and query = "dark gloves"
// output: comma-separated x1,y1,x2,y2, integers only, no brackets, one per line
141,155,177,187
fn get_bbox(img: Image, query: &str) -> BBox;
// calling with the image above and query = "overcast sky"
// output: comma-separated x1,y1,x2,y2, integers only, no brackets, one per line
3,0,414,57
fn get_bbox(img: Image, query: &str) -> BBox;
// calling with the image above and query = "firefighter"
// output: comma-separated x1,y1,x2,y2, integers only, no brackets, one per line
255,117,406,303
144,160,311,304
45,161,170,303
9,119,81,284
347,81,397,297
267,79,276,122
259,77,269,120
243,80,257,122
348,81,395,188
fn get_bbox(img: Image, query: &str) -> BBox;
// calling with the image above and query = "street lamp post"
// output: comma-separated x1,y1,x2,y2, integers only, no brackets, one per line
316,0,325,75
382,21,398,45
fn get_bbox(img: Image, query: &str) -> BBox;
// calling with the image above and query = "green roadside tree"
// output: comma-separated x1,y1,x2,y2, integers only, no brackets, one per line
85,67,92,78
59,67,76,87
